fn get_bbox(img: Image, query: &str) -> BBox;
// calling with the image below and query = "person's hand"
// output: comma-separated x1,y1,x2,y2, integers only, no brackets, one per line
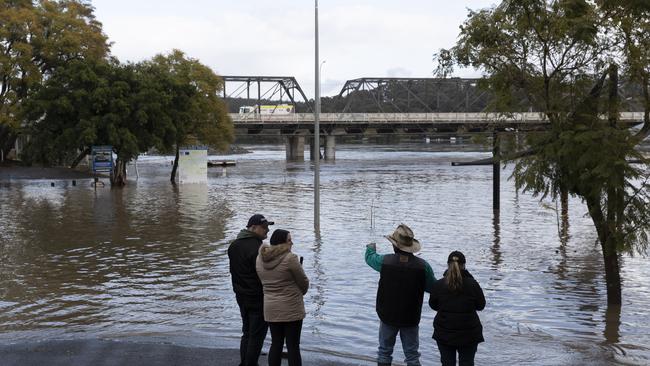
366,242,376,250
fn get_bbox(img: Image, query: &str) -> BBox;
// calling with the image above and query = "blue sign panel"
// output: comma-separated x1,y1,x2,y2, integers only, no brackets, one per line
91,146,113,173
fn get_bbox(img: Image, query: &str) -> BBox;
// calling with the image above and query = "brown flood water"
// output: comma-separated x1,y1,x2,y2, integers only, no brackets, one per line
1,144,649,365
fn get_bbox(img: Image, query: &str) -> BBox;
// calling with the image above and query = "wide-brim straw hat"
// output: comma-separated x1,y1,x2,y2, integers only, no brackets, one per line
385,223,421,253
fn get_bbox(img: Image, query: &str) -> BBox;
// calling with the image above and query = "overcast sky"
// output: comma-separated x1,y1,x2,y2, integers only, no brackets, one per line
91,1,497,98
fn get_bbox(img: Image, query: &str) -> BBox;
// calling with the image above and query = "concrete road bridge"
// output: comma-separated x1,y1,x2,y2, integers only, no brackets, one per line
222,76,646,160
229,111,645,160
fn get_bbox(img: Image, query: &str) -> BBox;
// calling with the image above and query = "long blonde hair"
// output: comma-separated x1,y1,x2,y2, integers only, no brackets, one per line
445,258,464,293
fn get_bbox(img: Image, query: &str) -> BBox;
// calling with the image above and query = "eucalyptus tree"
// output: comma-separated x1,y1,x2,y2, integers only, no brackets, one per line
435,0,650,305
0,0,109,160
141,50,234,183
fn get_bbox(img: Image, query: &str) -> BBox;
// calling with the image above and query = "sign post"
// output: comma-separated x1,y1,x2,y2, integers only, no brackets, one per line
91,146,113,173
91,146,113,188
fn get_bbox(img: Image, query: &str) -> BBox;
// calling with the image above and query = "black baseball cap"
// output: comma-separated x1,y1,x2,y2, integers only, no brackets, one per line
247,214,275,227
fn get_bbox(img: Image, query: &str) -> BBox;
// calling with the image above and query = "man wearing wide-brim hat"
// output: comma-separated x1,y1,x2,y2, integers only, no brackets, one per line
365,223,436,366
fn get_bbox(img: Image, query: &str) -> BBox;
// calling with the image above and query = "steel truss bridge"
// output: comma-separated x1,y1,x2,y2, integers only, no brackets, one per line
221,76,645,136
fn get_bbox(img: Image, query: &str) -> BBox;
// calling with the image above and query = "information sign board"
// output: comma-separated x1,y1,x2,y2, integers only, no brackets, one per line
178,146,208,184
91,146,113,173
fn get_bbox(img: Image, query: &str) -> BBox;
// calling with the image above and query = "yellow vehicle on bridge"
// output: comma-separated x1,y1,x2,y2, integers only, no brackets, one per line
239,104,295,115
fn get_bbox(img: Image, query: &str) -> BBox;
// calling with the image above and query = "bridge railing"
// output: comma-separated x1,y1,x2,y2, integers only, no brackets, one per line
229,112,645,124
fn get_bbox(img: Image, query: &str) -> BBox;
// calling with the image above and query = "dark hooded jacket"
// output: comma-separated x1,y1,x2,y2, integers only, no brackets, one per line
228,229,264,306
429,269,485,346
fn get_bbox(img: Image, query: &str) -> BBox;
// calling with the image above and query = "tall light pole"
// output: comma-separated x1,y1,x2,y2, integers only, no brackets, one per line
314,0,321,232
320,61,327,87
319,60,326,142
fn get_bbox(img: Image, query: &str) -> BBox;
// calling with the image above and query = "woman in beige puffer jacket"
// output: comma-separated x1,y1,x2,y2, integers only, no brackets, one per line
256,229,309,366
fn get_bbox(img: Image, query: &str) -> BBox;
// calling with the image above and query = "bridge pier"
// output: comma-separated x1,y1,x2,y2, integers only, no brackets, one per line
324,135,336,160
309,135,336,161
310,137,322,160
286,135,305,161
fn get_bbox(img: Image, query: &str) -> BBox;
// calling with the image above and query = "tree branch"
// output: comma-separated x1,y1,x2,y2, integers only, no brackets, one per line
622,171,650,212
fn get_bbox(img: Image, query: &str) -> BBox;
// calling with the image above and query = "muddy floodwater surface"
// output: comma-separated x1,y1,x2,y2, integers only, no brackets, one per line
1,144,649,365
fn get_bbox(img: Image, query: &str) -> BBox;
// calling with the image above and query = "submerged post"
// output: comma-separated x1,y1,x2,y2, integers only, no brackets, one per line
493,132,500,211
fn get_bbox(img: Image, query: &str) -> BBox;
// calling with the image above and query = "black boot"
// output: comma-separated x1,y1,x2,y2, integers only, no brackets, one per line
378,363,391,366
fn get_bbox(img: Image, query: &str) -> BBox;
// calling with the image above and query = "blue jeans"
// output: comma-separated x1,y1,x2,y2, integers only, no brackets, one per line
378,321,421,366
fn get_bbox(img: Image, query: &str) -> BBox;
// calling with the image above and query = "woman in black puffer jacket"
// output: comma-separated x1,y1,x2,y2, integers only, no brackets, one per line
429,251,485,366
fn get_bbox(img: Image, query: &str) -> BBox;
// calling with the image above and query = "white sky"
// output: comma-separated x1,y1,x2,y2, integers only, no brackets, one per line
91,1,497,98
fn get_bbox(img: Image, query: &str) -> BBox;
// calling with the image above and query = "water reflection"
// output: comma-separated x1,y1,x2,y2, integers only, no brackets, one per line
490,211,502,270
309,233,326,320
555,210,569,283
0,181,232,337
560,192,570,245
545,199,611,346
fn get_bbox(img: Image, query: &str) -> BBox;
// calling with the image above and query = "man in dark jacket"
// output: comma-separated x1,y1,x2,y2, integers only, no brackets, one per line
228,214,274,366
365,223,435,366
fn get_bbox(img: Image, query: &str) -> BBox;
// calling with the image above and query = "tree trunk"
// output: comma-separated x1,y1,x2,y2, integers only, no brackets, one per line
110,158,127,186
595,216,623,305
170,146,179,184
70,147,91,169
594,65,624,306
0,126,16,162
608,64,619,128
586,195,623,306
632,73,650,142
604,304,621,343
602,243,622,305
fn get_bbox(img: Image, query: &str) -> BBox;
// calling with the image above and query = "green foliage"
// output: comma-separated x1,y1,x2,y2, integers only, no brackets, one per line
142,49,234,153
0,0,109,152
449,0,607,120
22,49,234,181
22,58,142,165
438,0,650,304
439,1,650,261
601,1,650,141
